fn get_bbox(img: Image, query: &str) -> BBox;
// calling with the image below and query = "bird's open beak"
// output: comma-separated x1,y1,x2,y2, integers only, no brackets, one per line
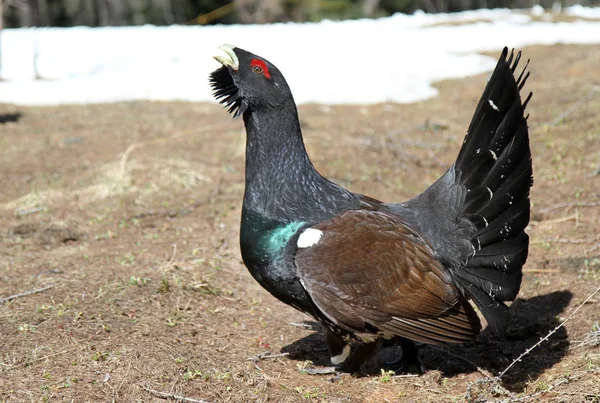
213,44,239,71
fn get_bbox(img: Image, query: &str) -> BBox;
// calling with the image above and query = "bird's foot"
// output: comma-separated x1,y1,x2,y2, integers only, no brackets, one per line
382,337,425,374
382,356,425,375
300,366,343,383
300,366,338,375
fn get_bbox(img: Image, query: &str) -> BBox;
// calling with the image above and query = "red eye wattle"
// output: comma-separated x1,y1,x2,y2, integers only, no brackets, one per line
250,59,271,79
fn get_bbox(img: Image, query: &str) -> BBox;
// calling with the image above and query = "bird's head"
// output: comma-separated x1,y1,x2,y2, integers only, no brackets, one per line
210,45,293,118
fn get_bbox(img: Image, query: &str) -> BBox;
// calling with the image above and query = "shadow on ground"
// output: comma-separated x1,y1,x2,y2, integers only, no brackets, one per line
0,113,22,124
281,290,572,390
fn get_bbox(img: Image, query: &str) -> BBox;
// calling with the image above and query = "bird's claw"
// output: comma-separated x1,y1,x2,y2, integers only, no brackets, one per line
382,357,426,375
300,366,339,375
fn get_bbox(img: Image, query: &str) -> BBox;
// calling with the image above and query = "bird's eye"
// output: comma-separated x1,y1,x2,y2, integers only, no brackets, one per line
250,59,271,78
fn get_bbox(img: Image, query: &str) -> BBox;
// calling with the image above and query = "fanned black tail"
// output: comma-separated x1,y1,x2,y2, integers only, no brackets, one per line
452,47,533,334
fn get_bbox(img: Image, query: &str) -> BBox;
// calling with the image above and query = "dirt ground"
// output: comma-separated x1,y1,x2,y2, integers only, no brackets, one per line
1,44,599,402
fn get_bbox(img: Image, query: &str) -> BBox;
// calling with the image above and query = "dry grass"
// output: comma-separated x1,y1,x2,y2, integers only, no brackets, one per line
1,44,599,402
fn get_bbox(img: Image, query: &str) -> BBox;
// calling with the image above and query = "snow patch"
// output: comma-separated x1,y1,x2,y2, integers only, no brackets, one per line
0,7,599,105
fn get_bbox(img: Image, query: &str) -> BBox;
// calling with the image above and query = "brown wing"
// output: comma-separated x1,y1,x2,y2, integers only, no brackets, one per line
295,210,482,345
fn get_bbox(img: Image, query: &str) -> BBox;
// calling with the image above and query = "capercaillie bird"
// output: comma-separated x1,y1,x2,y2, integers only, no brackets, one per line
210,45,532,373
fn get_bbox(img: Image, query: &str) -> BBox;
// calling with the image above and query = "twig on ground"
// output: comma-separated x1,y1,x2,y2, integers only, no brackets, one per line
14,206,44,217
522,269,560,273
289,322,320,330
2,347,77,371
166,244,177,268
587,243,600,254
571,322,600,349
117,124,232,168
585,165,600,178
248,352,290,362
120,143,137,175
538,200,600,214
496,367,600,403
393,373,420,379
140,385,210,403
467,286,600,402
301,367,338,375
104,374,118,401
0,284,56,303
531,235,600,245
113,361,132,400
498,286,599,379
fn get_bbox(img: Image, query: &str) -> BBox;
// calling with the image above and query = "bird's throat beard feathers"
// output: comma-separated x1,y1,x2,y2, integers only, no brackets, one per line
209,66,249,118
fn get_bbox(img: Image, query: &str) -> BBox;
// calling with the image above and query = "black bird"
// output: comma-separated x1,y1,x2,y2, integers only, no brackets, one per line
210,45,533,374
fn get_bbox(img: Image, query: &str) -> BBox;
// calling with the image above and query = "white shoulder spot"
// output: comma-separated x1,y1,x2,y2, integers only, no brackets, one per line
297,228,323,248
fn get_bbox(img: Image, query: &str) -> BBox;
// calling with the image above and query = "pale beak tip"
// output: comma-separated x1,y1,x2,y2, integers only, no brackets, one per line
214,44,239,71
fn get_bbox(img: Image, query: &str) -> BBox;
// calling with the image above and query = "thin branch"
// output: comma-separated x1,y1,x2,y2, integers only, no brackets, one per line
2,347,77,371
496,367,600,403
0,284,56,303
587,243,600,254
119,143,136,175
248,352,290,362
140,385,210,403
571,322,600,349
301,367,338,375
166,244,177,268
14,206,44,217
531,235,600,245
498,286,600,379
522,269,559,273
467,286,600,402
289,322,320,330
393,373,420,378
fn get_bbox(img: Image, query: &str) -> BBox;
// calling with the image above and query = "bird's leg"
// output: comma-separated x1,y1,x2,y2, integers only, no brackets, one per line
302,330,377,375
337,341,378,374
325,329,379,373
301,329,348,375
382,337,425,374
325,329,350,365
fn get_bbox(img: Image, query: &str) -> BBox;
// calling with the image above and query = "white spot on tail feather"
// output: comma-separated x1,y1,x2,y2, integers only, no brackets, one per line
486,187,493,199
330,344,351,365
297,228,323,248
489,99,499,111
489,150,497,161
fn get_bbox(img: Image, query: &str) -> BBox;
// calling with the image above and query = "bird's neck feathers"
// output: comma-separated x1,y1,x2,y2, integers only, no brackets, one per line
241,106,357,223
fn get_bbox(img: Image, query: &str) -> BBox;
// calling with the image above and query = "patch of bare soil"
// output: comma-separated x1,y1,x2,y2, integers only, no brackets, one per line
1,44,599,402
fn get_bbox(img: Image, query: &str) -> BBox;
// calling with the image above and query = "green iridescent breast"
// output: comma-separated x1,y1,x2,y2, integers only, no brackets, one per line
240,209,306,264
264,221,306,254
